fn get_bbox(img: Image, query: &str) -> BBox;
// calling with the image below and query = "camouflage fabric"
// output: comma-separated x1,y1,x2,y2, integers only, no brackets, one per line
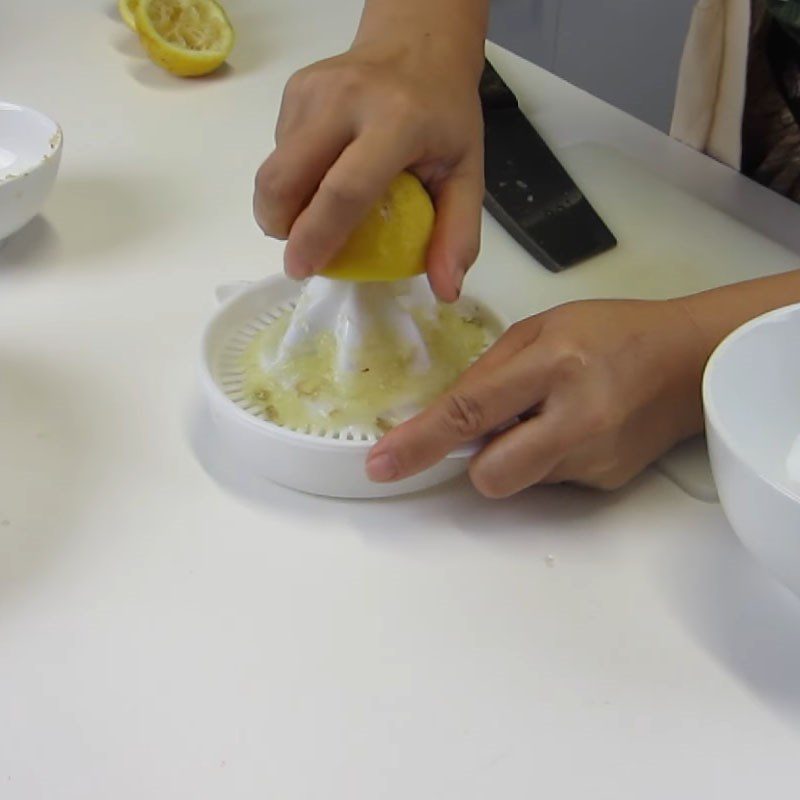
768,0,800,43
742,0,800,201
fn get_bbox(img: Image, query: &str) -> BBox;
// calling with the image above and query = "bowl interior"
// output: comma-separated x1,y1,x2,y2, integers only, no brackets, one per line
0,102,61,181
704,303,800,496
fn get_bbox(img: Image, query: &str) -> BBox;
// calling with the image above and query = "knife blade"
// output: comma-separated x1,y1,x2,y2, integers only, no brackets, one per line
480,59,617,272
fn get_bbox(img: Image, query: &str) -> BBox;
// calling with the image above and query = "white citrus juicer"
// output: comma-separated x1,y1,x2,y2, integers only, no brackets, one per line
199,273,504,498
272,276,436,375
197,171,505,498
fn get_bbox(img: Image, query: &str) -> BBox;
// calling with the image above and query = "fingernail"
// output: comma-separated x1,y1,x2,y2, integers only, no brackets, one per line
366,452,399,483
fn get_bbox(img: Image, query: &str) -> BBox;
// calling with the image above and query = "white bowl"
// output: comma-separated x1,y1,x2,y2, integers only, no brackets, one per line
0,102,62,243
199,275,505,499
704,302,800,595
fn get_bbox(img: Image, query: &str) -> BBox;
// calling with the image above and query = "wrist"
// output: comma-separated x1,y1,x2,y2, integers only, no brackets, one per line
666,271,800,440
659,298,710,440
352,1,487,81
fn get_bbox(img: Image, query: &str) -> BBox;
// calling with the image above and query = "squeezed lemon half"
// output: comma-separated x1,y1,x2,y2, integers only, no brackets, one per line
134,0,234,77
321,172,435,282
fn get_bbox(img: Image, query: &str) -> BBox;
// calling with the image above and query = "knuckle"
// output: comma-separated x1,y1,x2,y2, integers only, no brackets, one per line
507,320,529,339
581,380,621,435
588,468,630,492
505,318,539,345
255,162,296,208
569,450,630,491
310,61,369,100
332,61,368,88
441,391,486,439
283,60,365,107
549,338,590,379
283,66,315,99
384,85,423,122
253,167,294,238
582,401,616,436
254,160,277,195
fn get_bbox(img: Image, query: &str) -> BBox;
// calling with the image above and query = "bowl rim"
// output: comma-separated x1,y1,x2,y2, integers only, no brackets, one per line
702,300,800,505
0,101,63,185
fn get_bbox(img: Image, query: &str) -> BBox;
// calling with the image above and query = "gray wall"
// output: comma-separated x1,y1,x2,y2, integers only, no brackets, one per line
488,0,698,132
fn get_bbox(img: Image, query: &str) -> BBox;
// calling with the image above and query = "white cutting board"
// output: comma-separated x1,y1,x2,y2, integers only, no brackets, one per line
469,143,800,502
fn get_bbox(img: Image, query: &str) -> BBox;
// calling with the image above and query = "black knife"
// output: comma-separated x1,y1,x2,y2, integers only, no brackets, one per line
479,59,617,272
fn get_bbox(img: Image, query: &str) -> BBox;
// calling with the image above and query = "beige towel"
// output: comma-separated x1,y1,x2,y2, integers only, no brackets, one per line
671,0,751,169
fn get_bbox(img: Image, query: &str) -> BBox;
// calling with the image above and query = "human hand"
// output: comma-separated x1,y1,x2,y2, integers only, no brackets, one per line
253,33,485,302
366,299,708,496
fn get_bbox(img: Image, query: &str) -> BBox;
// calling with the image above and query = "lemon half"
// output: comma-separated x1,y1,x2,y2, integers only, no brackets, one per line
134,0,234,77
321,172,435,282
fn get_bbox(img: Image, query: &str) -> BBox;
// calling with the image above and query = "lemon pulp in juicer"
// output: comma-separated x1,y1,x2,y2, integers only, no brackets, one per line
239,301,490,434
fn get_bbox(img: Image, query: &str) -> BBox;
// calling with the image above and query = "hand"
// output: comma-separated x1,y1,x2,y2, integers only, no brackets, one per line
366,299,707,496
253,35,485,301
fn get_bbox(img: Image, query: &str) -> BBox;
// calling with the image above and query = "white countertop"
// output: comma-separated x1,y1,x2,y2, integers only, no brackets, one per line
3,1,800,797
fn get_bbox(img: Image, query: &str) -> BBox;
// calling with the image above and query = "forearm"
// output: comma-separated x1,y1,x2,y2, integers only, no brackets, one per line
679,269,800,359
353,0,489,77
649,270,800,440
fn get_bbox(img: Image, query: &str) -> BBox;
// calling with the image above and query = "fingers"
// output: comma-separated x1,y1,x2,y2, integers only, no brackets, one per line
467,408,575,498
540,452,626,491
366,340,555,483
282,127,417,279
540,399,679,491
470,374,635,495
426,157,484,302
253,120,352,241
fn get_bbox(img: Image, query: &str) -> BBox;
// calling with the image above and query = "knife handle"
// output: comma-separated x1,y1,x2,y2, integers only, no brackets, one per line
479,59,519,112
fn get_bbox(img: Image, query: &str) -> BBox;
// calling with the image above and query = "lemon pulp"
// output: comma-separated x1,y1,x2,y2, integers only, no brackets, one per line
239,304,489,434
134,0,234,77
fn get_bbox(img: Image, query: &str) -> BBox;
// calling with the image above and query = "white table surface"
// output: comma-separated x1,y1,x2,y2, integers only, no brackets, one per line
3,1,800,797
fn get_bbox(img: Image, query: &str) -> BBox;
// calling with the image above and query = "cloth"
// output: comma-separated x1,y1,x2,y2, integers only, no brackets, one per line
671,0,751,169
